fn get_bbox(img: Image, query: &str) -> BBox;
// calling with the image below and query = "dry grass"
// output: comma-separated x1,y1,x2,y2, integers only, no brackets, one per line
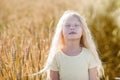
0,0,120,80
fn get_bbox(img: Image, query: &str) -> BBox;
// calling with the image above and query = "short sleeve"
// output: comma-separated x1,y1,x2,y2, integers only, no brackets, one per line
88,53,98,69
49,54,59,71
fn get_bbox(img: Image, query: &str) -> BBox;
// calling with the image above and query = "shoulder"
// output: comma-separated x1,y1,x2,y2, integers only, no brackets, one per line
82,47,95,59
54,50,62,56
53,50,63,60
83,47,98,68
82,47,92,55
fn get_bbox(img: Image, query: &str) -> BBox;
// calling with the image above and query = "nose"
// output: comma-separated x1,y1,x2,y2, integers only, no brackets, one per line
70,25,75,30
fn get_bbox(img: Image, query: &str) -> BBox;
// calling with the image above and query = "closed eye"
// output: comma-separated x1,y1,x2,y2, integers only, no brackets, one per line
75,24,79,27
65,24,71,27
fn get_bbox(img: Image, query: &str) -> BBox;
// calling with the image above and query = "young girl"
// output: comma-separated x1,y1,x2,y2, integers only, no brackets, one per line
32,10,104,80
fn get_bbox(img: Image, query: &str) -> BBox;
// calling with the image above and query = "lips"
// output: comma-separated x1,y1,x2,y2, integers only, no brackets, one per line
69,32,76,34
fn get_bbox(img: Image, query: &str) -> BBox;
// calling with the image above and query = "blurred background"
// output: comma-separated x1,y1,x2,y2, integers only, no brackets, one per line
0,0,120,80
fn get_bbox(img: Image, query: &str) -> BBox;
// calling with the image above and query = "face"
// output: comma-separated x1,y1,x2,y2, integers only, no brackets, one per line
62,15,83,40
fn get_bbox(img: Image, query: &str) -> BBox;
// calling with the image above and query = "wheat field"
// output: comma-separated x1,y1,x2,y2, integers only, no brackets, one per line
0,0,120,80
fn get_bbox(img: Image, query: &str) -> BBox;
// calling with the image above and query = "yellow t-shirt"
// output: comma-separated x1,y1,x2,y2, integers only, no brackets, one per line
49,47,97,80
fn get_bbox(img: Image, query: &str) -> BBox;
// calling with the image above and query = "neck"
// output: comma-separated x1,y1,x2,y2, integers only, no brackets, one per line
61,38,83,56
63,38,82,51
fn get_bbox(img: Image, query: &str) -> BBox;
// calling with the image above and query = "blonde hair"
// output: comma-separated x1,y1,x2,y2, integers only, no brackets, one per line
32,10,104,79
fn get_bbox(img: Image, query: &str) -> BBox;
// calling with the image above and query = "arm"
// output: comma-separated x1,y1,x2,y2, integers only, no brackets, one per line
50,70,60,80
89,67,97,80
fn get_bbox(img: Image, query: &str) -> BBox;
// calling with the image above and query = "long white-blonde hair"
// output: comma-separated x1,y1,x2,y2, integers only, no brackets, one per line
32,10,104,79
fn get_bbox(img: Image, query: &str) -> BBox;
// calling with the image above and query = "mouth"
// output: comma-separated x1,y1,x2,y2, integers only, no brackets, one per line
69,32,76,34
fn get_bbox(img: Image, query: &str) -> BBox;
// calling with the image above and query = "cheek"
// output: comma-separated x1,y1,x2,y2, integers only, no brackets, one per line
62,27,68,36
79,28,82,33
77,27,83,35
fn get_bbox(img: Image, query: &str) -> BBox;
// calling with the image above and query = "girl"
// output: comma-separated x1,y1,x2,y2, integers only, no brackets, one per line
32,10,104,80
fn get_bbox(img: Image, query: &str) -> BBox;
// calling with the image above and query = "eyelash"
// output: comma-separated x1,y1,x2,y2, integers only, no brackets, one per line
65,24,79,27
66,25,70,27
75,25,79,27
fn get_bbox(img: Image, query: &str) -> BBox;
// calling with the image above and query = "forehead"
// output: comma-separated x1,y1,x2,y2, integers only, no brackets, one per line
63,15,81,24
